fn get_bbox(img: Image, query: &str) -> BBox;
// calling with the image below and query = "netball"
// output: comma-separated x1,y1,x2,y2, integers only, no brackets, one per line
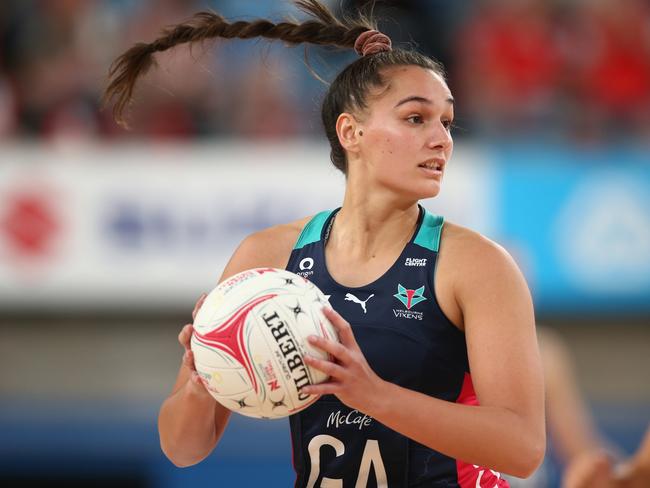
191,268,337,419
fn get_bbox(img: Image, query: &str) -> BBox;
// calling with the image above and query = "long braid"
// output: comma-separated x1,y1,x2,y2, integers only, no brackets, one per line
103,1,374,127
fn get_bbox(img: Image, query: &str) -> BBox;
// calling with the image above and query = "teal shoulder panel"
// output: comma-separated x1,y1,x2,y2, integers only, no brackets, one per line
293,210,333,250
413,210,444,252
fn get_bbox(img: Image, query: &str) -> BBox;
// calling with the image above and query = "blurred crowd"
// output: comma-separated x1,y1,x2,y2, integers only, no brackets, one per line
0,0,649,144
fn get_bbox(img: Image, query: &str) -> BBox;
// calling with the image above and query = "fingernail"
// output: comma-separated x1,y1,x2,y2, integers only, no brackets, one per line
307,335,317,343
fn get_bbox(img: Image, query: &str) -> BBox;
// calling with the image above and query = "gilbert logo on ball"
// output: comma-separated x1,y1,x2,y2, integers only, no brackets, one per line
191,268,337,419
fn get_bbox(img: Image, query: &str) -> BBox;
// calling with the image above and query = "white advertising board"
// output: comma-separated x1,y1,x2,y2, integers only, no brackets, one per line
0,142,495,310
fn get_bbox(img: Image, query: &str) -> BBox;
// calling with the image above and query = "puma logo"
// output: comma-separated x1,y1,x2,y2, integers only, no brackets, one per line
344,293,375,314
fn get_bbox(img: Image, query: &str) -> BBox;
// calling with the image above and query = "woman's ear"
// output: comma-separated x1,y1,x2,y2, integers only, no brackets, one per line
336,112,363,155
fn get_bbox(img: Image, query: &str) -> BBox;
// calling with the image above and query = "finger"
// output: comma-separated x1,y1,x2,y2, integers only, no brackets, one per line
178,323,193,349
189,371,211,395
190,371,203,386
304,354,345,379
308,335,353,364
322,307,357,347
301,382,340,396
182,349,196,370
192,292,207,320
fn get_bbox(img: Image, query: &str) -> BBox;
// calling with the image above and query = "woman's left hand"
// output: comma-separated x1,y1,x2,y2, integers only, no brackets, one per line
301,307,386,414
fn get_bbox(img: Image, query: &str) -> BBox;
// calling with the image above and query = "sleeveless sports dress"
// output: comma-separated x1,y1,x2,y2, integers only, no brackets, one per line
286,205,509,488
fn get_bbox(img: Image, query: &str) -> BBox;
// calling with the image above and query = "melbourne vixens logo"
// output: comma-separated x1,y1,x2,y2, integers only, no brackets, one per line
394,284,426,309
393,284,427,320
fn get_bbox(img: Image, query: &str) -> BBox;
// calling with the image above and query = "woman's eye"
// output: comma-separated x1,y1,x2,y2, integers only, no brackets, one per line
406,115,423,124
442,119,454,130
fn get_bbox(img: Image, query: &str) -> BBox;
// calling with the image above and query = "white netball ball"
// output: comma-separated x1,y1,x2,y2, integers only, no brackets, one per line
191,268,337,419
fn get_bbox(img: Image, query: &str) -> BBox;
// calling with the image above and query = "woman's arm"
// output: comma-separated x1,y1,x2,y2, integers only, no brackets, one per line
158,293,228,467
158,219,307,467
303,231,545,478
538,327,604,464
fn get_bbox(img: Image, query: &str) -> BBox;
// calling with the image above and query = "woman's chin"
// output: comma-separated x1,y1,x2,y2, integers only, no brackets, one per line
380,178,442,201
416,181,442,199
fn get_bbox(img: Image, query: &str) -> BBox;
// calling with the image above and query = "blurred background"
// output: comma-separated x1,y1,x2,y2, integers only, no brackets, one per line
0,0,648,486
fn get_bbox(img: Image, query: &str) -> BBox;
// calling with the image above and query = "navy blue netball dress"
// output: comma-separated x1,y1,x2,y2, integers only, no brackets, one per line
286,205,509,488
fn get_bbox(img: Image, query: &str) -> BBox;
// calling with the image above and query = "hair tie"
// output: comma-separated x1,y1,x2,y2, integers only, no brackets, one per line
354,29,392,56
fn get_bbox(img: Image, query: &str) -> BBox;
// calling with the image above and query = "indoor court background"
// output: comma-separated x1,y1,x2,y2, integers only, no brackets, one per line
1,1,649,487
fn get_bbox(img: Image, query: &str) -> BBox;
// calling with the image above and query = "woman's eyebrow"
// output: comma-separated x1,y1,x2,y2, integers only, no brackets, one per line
394,95,455,107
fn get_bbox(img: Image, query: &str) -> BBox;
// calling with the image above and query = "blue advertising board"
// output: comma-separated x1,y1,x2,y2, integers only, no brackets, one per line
494,144,650,314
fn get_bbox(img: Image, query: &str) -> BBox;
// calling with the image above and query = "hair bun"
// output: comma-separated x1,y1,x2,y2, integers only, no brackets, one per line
354,29,392,56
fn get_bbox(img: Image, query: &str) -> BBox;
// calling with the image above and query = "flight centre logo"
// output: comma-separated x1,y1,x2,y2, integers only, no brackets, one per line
393,284,427,320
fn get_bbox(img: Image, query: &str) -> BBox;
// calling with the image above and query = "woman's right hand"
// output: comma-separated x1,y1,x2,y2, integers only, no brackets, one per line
178,292,208,391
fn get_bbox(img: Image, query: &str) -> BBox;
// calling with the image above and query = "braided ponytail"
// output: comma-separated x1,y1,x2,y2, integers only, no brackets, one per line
104,0,445,176
103,1,374,127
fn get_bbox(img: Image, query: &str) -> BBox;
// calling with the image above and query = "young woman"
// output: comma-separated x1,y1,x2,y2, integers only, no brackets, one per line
105,1,545,486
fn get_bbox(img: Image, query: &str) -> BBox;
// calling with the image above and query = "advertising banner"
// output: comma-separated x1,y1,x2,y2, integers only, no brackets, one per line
0,143,494,311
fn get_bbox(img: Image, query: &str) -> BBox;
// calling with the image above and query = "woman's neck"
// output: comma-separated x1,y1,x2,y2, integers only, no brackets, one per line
328,189,420,261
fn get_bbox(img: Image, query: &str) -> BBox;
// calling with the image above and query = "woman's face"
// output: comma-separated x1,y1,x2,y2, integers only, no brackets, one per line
352,65,455,200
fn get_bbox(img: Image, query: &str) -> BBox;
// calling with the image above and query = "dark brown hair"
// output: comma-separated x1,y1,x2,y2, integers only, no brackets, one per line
103,0,444,174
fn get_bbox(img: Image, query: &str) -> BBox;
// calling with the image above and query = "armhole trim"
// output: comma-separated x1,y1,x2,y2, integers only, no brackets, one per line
293,210,333,250
413,211,444,252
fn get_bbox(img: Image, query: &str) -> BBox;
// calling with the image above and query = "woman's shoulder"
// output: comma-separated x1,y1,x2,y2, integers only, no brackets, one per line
439,220,518,272
221,216,314,277
437,220,531,329
247,216,313,256
441,220,499,251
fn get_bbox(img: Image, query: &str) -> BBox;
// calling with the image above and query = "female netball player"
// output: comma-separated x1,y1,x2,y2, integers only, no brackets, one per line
105,1,545,486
